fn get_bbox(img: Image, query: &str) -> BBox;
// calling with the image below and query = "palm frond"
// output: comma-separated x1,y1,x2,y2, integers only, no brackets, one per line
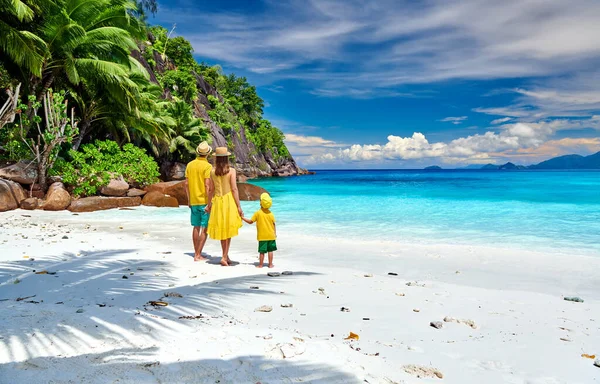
0,22,46,77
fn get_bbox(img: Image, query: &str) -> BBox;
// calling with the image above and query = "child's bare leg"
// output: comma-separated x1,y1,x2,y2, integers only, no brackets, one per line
257,253,265,268
268,252,274,268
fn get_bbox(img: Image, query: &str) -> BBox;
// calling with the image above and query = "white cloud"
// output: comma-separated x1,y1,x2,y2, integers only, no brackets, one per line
440,116,468,125
491,117,512,125
158,0,600,98
285,133,341,148
301,117,600,166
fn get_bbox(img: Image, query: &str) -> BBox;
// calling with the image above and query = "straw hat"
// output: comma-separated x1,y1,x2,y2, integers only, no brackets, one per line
196,141,212,156
214,147,231,157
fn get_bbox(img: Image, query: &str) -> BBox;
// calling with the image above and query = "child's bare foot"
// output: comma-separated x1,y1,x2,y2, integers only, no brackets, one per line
268,264,274,268
256,264,263,268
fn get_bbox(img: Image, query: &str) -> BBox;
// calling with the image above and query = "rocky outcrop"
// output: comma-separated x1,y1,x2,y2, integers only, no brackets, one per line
69,196,142,212
136,35,306,179
160,162,186,181
42,182,71,211
100,176,129,197
145,181,187,205
189,71,304,179
127,188,147,197
142,191,179,207
20,197,41,210
237,183,268,201
0,161,38,184
0,179,26,211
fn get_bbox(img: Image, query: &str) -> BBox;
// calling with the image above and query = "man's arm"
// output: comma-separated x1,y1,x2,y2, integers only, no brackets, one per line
204,178,213,213
184,179,190,208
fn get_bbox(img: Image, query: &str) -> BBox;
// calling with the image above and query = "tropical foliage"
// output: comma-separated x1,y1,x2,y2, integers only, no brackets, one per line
52,140,159,197
0,0,292,192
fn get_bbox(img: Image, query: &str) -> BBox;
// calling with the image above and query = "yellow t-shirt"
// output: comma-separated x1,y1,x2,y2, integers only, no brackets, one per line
251,208,276,241
185,157,212,205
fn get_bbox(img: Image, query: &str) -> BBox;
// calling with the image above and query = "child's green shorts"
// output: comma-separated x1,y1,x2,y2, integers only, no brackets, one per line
258,240,277,253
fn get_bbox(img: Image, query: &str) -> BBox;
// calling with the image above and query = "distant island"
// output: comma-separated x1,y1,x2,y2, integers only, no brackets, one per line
424,165,442,170
460,151,600,170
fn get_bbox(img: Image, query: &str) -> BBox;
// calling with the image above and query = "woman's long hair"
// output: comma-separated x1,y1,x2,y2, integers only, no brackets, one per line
214,156,230,176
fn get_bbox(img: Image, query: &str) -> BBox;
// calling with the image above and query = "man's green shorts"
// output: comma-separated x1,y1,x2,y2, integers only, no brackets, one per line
258,240,277,254
190,205,209,227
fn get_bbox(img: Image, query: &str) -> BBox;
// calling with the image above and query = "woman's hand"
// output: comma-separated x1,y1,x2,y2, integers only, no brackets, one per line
238,206,243,218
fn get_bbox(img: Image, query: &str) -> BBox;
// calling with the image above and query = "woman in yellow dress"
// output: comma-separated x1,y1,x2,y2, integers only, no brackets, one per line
206,147,243,266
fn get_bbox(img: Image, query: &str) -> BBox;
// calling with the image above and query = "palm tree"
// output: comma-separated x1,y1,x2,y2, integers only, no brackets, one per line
0,0,47,77
28,0,146,105
165,100,210,162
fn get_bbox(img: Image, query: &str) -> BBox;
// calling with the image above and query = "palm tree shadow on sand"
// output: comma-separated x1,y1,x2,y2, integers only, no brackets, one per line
0,248,333,382
0,347,362,383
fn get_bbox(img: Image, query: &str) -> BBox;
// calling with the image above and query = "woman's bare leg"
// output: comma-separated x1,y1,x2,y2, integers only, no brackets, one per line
220,240,228,266
225,238,233,264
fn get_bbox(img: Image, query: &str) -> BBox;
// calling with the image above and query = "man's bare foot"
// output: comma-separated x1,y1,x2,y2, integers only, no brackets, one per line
268,264,274,268
256,264,263,268
194,255,207,261
220,259,229,266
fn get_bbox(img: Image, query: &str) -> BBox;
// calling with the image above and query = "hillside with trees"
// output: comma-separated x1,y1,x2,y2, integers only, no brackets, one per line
0,0,303,198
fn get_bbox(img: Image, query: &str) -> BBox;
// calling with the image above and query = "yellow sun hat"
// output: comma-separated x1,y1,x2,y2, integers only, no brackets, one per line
260,193,272,209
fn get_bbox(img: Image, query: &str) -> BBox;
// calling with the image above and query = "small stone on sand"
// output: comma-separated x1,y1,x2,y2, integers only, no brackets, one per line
443,316,478,329
282,271,293,275
430,321,443,329
364,274,373,277
403,364,443,379
594,358,600,368
564,296,584,303
395,293,405,296
255,305,273,312
281,303,293,308
413,308,420,312
267,272,280,277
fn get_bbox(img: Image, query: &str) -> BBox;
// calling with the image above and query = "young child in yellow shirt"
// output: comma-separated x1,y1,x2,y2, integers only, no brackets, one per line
242,193,277,268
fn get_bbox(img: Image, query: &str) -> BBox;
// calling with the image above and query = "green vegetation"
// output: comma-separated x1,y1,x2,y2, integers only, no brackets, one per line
52,140,159,197
0,0,293,193
16,90,78,191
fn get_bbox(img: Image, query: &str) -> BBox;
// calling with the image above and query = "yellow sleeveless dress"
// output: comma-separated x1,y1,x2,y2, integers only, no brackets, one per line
208,169,242,240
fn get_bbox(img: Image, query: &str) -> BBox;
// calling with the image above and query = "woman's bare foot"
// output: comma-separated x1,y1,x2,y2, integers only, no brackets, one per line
256,264,263,268
268,264,274,268
220,259,229,266
194,255,207,261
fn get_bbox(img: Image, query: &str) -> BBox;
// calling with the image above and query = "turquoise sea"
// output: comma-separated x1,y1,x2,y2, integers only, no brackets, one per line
245,170,600,255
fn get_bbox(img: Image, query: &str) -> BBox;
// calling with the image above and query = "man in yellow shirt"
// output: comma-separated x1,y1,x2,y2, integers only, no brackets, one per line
242,193,277,268
184,142,213,261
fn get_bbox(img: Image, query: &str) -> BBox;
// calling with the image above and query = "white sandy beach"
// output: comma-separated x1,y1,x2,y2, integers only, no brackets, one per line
0,207,599,384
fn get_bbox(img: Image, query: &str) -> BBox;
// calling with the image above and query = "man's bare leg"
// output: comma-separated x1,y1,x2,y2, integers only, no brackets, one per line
192,226,206,261
268,252,274,268
257,253,265,268
196,226,209,260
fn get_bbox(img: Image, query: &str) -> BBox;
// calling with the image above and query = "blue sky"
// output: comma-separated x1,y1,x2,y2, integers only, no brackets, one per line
153,0,600,168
